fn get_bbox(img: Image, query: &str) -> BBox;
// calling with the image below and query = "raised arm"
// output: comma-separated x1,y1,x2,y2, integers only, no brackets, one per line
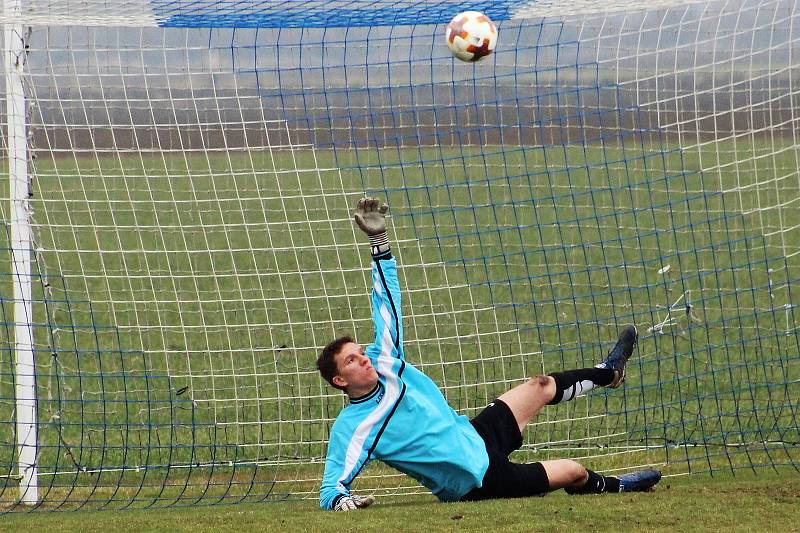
354,197,404,360
317,198,402,512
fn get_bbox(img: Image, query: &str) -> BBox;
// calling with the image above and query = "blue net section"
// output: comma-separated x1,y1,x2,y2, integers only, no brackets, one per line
152,1,514,28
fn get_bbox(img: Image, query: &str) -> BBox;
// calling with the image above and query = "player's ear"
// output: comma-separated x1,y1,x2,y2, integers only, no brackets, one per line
332,375,347,389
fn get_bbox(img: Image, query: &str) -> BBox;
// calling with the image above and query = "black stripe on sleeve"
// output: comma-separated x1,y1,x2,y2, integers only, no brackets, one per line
375,260,401,350
331,494,345,509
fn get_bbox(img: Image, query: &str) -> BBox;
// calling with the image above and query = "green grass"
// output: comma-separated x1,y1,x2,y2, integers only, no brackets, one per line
2,470,799,531
0,140,798,508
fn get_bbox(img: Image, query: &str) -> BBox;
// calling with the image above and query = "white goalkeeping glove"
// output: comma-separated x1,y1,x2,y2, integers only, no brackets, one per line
333,494,375,512
353,197,390,255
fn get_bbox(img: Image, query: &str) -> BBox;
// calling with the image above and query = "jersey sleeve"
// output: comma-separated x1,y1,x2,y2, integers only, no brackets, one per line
319,418,372,510
366,252,404,360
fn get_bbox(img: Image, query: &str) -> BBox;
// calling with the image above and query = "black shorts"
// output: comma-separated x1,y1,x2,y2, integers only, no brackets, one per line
461,399,550,501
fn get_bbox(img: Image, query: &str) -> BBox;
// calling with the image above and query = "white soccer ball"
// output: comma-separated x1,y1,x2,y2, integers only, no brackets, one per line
445,11,498,62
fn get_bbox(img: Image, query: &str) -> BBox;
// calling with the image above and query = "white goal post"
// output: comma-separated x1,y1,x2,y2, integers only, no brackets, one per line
4,0,37,505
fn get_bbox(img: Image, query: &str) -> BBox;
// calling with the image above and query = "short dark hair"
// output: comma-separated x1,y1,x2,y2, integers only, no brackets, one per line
317,335,353,391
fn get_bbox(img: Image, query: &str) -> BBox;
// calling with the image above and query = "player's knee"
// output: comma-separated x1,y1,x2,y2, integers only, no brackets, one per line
526,375,556,402
527,375,551,388
567,461,589,485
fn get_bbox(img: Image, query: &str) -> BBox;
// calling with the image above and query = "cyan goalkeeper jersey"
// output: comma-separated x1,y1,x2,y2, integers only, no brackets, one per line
319,251,490,510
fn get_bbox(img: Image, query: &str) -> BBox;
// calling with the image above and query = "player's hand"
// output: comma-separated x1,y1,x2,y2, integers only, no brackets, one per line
334,494,375,512
353,197,389,236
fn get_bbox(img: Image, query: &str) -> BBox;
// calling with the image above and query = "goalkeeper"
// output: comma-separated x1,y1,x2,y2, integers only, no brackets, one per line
317,197,661,511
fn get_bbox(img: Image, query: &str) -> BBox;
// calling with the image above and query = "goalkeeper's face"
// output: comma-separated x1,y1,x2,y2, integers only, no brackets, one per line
333,342,379,395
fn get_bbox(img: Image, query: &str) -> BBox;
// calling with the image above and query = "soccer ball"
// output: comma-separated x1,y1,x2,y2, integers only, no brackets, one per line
445,11,498,62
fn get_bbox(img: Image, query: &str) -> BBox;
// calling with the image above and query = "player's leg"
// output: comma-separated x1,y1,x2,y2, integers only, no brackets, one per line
463,456,659,501
595,325,639,387
463,456,661,501
497,370,617,433
540,459,662,494
495,375,556,433
540,459,619,493
498,326,638,433
552,325,638,398
539,459,589,490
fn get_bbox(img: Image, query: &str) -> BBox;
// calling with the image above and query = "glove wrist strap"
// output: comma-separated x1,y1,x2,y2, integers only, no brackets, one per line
369,231,390,256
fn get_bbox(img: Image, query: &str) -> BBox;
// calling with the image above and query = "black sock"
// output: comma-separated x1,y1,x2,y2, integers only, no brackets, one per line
547,368,616,405
565,470,621,494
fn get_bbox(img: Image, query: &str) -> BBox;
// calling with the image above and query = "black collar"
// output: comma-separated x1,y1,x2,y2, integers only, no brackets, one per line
348,382,381,404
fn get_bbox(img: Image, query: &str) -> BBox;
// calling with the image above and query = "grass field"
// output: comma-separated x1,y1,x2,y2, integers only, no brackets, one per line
0,139,798,508
2,469,799,531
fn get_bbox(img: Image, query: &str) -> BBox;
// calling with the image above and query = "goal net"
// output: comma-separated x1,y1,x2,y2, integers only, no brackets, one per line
0,0,798,510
